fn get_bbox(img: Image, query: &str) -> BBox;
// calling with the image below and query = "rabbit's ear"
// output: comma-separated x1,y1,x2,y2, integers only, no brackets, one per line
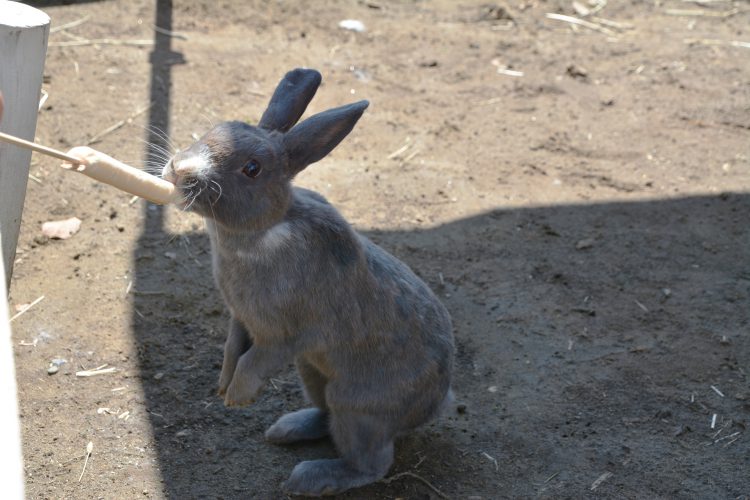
283,100,369,174
258,69,322,132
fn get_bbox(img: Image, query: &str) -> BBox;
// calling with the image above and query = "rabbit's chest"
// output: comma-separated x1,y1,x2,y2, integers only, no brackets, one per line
213,250,298,334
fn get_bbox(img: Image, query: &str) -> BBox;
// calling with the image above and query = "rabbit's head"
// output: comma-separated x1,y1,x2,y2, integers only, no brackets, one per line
163,69,368,231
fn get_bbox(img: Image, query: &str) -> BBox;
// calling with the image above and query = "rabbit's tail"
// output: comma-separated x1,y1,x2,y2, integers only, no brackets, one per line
425,386,455,422
438,387,455,416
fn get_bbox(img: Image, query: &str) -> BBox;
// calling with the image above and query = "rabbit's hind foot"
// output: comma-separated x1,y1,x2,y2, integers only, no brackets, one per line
282,455,390,497
282,412,394,496
265,408,329,445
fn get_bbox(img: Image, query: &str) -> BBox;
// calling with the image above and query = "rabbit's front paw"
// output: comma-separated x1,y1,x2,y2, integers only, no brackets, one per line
217,371,232,396
224,372,264,407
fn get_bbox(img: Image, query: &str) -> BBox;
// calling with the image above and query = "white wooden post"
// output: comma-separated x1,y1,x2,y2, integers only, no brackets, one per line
0,1,51,289
0,233,24,499
0,3,50,497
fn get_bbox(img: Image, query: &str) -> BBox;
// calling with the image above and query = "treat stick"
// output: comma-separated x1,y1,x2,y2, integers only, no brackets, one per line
0,130,81,163
63,147,177,205
0,131,177,205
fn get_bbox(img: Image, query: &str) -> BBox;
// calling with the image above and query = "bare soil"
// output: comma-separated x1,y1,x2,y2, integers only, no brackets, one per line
9,0,750,498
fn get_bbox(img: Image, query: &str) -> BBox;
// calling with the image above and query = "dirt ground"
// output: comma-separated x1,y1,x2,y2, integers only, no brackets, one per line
7,0,749,498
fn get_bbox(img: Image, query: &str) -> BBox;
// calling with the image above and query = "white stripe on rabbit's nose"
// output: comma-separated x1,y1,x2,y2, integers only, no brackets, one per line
173,145,212,179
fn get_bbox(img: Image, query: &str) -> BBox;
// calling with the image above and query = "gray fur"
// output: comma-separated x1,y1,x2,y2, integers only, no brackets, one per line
164,68,454,496
265,408,329,444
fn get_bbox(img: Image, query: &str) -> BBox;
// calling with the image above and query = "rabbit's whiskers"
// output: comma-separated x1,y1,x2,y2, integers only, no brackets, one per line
198,112,214,130
182,181,206,212
209,179,223,205
165,231,181,246
208,203,221,248
138,138,175,176
142,124,179,153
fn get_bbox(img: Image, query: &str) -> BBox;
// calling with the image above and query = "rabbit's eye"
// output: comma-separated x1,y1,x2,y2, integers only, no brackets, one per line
242,160,262,179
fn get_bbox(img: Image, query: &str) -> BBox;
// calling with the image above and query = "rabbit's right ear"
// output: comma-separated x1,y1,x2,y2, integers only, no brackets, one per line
258,69,322,132
282,100,369,176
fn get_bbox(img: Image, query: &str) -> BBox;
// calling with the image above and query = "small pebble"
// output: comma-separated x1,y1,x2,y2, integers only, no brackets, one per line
488,386,498,393
47,364,59,375
338,19,365,32
655,409,672,419
566,64,588,80
673,424,691,437
153,372,164,380
42,217,81,240
33,235,49,246
576,238,595,250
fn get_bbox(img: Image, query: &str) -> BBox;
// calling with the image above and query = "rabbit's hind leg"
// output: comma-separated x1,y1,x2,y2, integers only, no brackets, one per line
296,356,329,410
282,412,394,496
265,358,330,444
265,408,329,444
218,318,251,396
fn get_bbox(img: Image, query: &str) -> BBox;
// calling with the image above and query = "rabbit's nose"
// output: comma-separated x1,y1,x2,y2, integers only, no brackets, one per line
172,148,211,179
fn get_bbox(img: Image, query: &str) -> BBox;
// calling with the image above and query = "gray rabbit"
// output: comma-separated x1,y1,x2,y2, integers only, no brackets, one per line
163,68,454,496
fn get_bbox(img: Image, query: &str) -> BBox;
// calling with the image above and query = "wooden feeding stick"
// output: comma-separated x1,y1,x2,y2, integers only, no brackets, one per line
0,131,177,205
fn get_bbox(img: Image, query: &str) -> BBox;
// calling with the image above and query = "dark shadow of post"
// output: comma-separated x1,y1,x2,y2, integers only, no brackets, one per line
131,0,193,498
142,0,180,237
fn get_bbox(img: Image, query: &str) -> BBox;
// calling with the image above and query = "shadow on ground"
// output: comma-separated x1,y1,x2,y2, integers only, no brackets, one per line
132,188,750,498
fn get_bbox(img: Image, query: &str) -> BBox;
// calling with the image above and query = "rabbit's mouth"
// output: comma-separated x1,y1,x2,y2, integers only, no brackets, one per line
173,177,204,211
162,158,177,184
162,159,190,207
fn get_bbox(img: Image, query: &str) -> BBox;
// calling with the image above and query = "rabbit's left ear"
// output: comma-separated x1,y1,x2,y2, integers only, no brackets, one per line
283,100,369,175
258,68,322,132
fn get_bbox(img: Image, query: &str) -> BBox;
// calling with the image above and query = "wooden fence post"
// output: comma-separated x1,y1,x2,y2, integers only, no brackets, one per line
0,1,51,289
